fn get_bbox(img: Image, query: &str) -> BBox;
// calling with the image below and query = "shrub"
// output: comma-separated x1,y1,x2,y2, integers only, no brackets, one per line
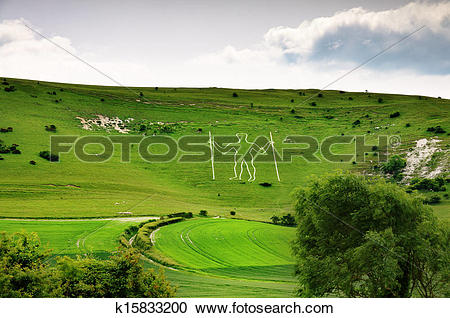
39,151,59,162
324,115,334,119
280,213,296,226
310,102,317,106
423,194,441,204
4,86,16,92
45,125,57,132
290,99,294,103
230,211,236,216
427,126,446,134
406,123,411,127
317,93,323,98
11,149,21,154
100,98,105,102
290,108,295,114
167,212,193,218
348,97,353,100
232,92,238,97
259,182,272,187
154,87,158,91
199,210,208,216
371,145,378,151
139,92,144,97
352,119,361,126
381,155,406,177
390,112,400,118
409,177,445,192
377,97,383,103
339,90,346,94
270,215,280,224
29,160,36,165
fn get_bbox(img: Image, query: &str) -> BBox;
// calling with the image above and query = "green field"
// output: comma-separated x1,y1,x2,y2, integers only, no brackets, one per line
0,218,147,256
154,218,296,281
0,77,448,297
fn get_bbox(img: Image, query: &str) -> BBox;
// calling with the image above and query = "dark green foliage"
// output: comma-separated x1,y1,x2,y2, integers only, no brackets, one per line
232,92,238,97
230,211,236,216
310,102,317,106
324,115,334,119
290,108,295,114
348,97,353,100
423,194,441,204
134,217,183,250
352,119,361,126
270,215,280,224
199,210,208,216
427,126,446,134
280,213,296,226
139,92,144,97
378,97,383,103
317,93,323,98
259,182,272,187
406,123,411,127
290,99,294,103
371,145,378,151
167,212,193,218
0,230,175,297
11,149,21,154
390,112,400,118
409,177,445,192
4,86,16,92
100,98,105,102
292,173,449,297
45,125,57,132
381,155,406,179
39,151,59,162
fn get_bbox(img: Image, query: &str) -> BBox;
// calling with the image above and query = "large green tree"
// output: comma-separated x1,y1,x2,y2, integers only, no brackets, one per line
292,173,449,297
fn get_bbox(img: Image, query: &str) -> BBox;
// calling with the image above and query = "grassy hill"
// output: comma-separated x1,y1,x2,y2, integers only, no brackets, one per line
0,77,448,297
1,77,448,220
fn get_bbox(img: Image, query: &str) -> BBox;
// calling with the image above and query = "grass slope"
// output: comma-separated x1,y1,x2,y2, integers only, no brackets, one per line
0,78,448,220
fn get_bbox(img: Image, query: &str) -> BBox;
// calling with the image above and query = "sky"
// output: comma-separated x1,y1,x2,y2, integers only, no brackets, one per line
0,0,449,97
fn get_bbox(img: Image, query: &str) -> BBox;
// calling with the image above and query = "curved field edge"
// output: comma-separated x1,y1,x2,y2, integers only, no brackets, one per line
152,218,297,283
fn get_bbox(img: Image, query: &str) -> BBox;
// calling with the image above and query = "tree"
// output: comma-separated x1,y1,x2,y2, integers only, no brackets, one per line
54,249,175,297
0,232,55,297
292,173,448,297
0,232,176,297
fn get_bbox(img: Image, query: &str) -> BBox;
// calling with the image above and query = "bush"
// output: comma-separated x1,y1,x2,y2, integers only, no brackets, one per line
390,112,400,118
199,210,208,216
310,102,317,106
290,108,295,114
232,92,238,97
348,97,353,100
381,155,406,177
352,119,361,126
230,211,236,216
423,194,441,204
39,151,59,162
29,160,36,165
139,91,144,97
4,86,16,92
406,123,411,127
45,125,57,132
167,212,193,218
409,177,445,192
100,98,105,102
259,182,272,187
11,149,21,154
427,126,446,134
270,215,280,224
377,97,383,103
317,93,323,98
